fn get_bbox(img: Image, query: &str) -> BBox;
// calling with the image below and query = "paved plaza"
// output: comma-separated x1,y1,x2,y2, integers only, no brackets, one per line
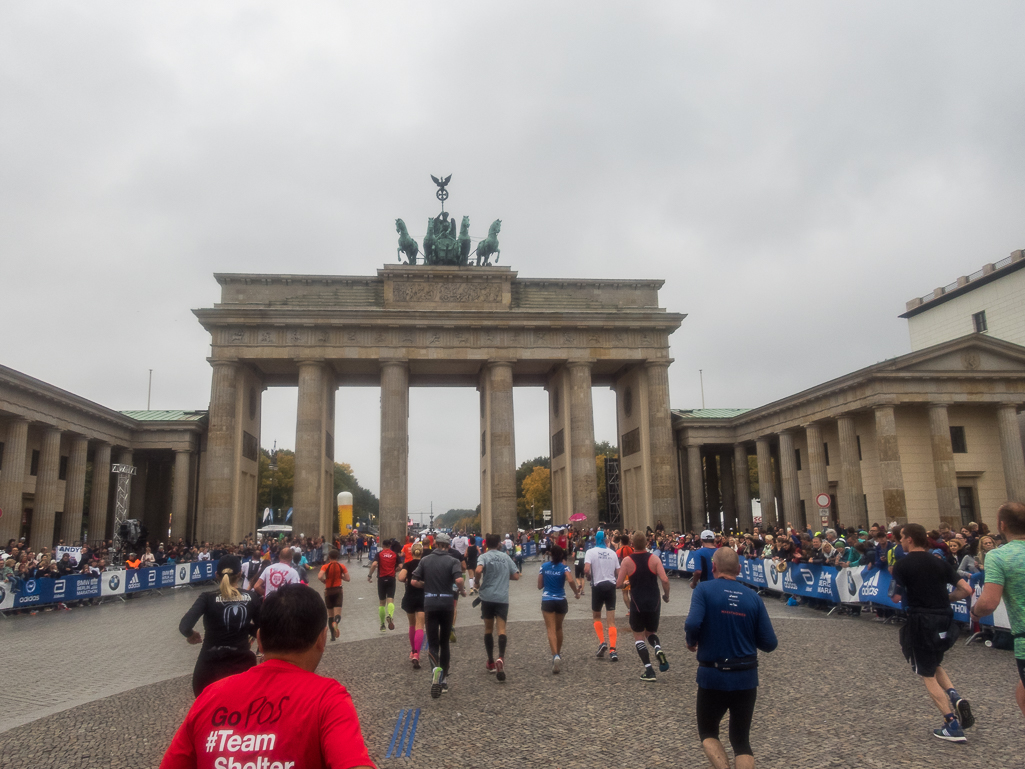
1,563,1022,768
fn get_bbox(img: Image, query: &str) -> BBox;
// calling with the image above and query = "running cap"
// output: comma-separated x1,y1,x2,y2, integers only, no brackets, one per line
700,529,715,542
435,532,452,545
595,531,605,547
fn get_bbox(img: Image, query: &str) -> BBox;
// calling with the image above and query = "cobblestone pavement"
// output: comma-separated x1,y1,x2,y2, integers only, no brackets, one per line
2,565,1022,768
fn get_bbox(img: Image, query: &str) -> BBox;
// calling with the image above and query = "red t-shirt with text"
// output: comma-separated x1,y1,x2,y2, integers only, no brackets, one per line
160,659,372,769
375,550,397,578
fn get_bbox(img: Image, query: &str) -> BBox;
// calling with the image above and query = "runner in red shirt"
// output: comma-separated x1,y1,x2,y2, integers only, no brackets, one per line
160,584,373,769
368,539,399,632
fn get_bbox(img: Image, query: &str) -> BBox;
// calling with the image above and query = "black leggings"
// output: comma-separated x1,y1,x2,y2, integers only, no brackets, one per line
425,609,455,675
192,649,256,697
696,686,757,757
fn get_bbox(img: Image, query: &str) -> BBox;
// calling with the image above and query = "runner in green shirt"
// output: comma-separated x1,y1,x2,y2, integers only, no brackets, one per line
971,501,1025,721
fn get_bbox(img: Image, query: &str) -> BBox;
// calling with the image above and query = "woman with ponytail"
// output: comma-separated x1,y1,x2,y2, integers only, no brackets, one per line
178,555,262,696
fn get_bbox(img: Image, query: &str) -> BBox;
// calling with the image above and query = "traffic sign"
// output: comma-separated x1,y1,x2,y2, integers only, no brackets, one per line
815,493,831,508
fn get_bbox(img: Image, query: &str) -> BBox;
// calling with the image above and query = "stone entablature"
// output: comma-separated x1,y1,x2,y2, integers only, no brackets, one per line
197,267,683,388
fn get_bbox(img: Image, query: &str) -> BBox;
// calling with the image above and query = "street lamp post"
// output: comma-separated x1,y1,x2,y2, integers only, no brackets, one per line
269,440,278,523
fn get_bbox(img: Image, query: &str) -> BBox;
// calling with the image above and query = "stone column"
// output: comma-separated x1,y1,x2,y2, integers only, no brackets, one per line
837,415,867,529
379,361,409,545
295,360,329,539
755,437,777,528
170,449,192,542
486,361,518,538
202,360,240,544
928,404,960,529
997,405,1025,503
778,430,803,529
734,443,753,531
720,450,737,530
687,445,705,529
0,418,29,544
30,427,63,552
704,452,721,527
60,435,89,543
874,405,908,525
805,424,830,524
646,361,681,532
89,442,112,541
567,362,599,528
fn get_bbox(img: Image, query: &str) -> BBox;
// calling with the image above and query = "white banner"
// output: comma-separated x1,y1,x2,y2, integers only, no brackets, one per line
836,567,865,604
101,569,127,596
0,580,15,610
175,562,192,586
55,546,83,566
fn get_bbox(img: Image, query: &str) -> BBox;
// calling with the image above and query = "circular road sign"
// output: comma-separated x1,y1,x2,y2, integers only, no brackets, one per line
815,493,831,508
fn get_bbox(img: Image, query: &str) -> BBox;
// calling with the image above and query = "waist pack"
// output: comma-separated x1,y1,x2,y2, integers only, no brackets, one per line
698,655,758,672
901,610,960,653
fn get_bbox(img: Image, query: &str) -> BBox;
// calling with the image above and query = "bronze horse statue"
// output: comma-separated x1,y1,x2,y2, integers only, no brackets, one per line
475,219,502,265
458,216,472,264
422,217,437,264
395,219,419,264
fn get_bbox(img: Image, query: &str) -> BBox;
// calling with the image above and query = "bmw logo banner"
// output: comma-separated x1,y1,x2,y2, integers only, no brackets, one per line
101,569,127,596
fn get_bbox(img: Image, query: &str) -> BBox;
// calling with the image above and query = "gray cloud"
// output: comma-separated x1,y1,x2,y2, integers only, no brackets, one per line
2,2,1024,513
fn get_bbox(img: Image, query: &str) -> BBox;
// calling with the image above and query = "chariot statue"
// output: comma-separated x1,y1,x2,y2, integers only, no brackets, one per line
393,175,502,267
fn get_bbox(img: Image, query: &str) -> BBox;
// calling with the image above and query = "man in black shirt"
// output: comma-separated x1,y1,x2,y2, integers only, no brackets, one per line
411,533,465,699
891,523,974,743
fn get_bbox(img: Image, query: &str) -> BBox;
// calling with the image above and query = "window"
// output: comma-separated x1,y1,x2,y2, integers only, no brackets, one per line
972,310,988,333
481,430,486,457
799,499,806,521
794,448,802,472
823,442,830,466
958,486,975,526
552,429,565,458
30,449,39,476
59,456,68,481
856,435,862,461
950,426,967,454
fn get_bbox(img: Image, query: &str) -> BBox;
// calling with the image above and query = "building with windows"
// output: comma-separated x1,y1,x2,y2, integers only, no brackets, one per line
0,365,205,552
902,248,1025,350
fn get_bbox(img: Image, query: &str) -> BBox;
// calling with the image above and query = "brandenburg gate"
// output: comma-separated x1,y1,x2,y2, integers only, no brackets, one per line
193,181,685,544
194,266,684,544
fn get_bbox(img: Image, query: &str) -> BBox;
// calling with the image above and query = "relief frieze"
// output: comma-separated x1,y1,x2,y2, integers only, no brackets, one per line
393,281,501,304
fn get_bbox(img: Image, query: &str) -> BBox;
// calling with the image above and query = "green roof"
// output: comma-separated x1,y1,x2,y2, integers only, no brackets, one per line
121,410,207,422
672,408,749,420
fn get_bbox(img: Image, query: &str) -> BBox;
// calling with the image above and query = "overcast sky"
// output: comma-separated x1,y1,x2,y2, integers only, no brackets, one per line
3,3,1024,520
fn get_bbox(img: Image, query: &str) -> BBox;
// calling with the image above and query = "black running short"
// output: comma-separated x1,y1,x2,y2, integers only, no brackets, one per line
324,588,343,610
401,591,424,614
591,582,617,613
629,608,660,634
575,563,585,578
377,576,396,601
1018,658,1025,688
541,599,569,615
480,600,509,621
905,645,944,678
695,686,757,757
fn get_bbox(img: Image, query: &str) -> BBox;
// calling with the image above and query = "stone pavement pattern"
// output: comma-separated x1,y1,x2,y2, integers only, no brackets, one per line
1,566,1022,768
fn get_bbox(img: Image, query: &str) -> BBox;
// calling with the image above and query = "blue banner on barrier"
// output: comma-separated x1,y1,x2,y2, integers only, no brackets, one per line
13,578,53,608
659,552,680,572
780,563,840,602
52,574,101,602
190,561,216,582
739,557,767,588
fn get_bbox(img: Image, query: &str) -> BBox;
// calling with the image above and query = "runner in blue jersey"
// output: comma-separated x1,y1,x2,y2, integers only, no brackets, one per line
538,545,580,674
685,547,777,769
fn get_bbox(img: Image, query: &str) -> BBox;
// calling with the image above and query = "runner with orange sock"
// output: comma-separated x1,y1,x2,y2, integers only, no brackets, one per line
585,530,621,662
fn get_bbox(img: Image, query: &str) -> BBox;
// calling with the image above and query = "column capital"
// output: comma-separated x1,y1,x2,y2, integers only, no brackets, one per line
485,359,516,370
565,359,596,369
296,358,327,368
928,401,953,410
379,358,409,370
208,358,240,369
996,403,1020,415
643,358,674,370
173,447,193,455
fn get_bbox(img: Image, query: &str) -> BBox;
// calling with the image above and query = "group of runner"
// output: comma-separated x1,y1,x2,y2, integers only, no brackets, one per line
170,501,1025,768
